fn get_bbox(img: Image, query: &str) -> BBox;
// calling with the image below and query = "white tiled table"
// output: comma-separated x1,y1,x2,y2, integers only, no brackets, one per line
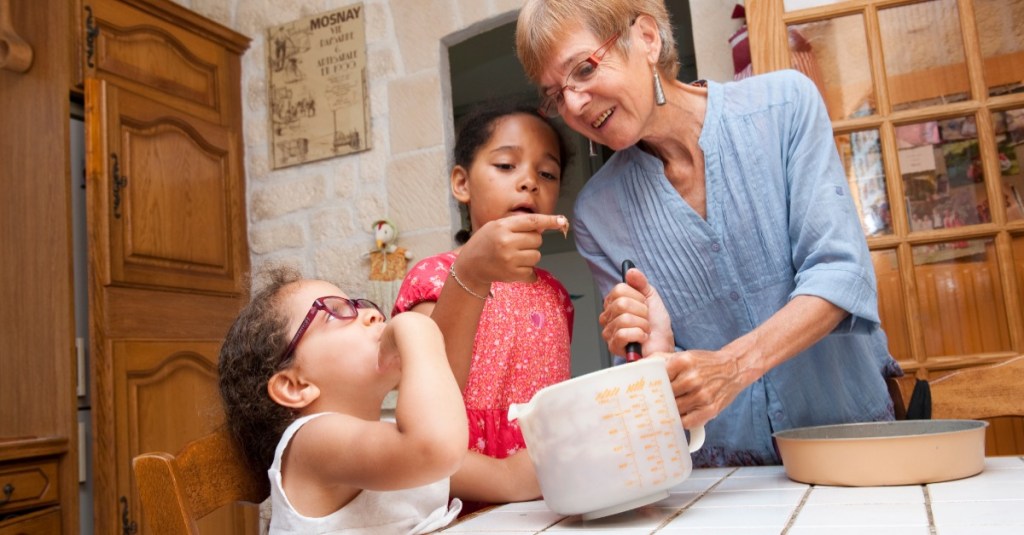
439,456,1024,534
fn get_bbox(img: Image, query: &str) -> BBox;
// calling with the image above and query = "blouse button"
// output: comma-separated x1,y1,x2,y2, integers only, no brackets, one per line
711,242,721,252
729,291,740,301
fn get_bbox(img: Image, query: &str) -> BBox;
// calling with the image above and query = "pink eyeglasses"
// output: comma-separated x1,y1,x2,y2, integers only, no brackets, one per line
277,296,383,366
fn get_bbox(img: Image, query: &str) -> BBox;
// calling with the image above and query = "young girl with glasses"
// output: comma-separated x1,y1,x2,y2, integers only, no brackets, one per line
392,100,573,507
218,267,467,534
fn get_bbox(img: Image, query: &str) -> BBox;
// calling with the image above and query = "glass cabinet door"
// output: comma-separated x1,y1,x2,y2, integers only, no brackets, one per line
745,0,1024,377
747,0,1024,457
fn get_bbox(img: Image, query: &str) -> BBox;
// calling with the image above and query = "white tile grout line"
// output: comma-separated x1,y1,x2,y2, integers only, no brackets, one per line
649,467,740,533
534,517,565,533
523,507,564,534
923,484,937,535
779,485,813,534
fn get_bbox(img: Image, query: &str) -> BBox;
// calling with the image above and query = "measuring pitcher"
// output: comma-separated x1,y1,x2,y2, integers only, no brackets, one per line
508,357,705,520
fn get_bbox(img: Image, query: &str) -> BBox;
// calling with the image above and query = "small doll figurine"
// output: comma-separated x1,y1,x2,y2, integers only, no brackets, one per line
367,219,413,310
373,219,403,255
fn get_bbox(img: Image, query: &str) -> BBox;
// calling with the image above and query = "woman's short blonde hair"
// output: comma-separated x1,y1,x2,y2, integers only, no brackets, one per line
515,0,679,84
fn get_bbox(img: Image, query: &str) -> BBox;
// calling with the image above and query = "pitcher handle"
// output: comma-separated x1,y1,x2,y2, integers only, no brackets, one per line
687,424,705,452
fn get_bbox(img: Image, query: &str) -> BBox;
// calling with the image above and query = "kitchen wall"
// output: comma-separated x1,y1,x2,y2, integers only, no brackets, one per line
165,0,739,294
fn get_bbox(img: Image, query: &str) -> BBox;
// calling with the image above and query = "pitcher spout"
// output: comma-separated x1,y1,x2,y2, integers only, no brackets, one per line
507,401,532,422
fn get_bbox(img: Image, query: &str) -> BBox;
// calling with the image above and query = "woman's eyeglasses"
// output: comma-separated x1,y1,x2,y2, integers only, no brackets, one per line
277,296,383,366
539,31,622,118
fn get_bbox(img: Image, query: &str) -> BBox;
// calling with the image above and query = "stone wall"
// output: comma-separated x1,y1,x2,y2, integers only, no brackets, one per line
168,0,735,294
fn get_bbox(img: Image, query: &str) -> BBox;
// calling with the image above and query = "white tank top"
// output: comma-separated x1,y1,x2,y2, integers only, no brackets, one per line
268,413,462,534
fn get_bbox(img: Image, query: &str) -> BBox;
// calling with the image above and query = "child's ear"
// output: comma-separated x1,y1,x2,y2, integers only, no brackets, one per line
451,165,471,204
267,369,321,409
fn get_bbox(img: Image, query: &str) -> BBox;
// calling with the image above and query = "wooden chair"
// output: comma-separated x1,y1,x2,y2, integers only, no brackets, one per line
928,356,1024,421
894,356,1024,455
132,429,270,534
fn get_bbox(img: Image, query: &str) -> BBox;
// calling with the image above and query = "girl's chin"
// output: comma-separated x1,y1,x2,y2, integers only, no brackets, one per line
379,364,402,386
376,361,400,377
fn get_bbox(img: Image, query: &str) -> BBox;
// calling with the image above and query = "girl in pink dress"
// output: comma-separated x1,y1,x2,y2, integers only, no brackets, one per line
393,101,573,506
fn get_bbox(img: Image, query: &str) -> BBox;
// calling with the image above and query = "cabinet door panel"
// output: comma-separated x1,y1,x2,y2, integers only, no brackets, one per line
85,0,230,124
98,25,218,109
91,81,245,295
113,340,250,535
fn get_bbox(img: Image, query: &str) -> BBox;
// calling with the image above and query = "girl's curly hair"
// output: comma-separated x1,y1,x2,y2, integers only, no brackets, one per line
218,266,302,476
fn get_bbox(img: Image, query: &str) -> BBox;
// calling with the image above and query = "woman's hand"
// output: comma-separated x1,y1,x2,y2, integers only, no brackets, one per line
658,347,752,429
599,266,674,357
657,295,850,429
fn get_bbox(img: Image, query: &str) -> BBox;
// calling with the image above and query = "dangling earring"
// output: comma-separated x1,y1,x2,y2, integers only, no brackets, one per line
589,139,598,157
653,69,667,106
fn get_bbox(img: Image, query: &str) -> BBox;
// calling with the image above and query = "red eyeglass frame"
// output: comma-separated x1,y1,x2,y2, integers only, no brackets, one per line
276,296,382,366
539,30,622,117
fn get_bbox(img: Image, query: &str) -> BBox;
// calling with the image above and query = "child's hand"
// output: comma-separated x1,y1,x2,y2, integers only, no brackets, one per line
377,313,443,370
457,213,569,285
377,320,401,371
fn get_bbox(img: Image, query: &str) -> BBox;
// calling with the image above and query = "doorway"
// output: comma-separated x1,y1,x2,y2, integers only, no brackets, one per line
446,2,697,376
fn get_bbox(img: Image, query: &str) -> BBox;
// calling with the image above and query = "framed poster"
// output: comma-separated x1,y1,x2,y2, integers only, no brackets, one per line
267,3,370,169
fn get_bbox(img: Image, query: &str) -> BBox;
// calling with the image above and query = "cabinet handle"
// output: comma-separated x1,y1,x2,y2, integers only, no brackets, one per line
84,5,99,68
0,483,12,506
111,153,128,219
120,496,138,534
0,0,34,73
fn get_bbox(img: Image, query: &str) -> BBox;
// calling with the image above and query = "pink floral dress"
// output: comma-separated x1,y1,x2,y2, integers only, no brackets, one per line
392,251,573,458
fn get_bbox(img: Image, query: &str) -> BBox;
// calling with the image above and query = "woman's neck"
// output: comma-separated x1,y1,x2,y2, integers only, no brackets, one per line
638,79,709,217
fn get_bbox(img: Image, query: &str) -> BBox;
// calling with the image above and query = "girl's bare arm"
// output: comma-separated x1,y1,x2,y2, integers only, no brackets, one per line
449,449,540,503
415,213,569,388
289,313,468,491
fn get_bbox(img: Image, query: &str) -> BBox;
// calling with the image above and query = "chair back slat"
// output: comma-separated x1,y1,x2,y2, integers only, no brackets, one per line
930,356,1024,420
133,429,270,534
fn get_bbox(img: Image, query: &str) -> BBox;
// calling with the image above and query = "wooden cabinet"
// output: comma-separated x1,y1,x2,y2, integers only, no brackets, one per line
1,1,79,531
0,438,67,534
1,0,250,533
81,1,252,533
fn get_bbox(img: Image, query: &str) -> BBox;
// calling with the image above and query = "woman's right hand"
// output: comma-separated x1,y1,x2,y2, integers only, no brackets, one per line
455,213,569,287
599,266,675,358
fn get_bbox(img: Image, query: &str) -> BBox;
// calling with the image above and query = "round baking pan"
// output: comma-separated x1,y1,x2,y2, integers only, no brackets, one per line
773,419,987,486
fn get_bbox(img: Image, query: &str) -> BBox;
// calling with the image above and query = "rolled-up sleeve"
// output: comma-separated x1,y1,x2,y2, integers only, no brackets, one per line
782,72,880,330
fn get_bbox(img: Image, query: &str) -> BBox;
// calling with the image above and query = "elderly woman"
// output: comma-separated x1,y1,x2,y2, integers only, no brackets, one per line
515,0,902,467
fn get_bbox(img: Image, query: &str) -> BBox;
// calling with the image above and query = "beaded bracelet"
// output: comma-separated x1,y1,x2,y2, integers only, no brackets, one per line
448,263,492,301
